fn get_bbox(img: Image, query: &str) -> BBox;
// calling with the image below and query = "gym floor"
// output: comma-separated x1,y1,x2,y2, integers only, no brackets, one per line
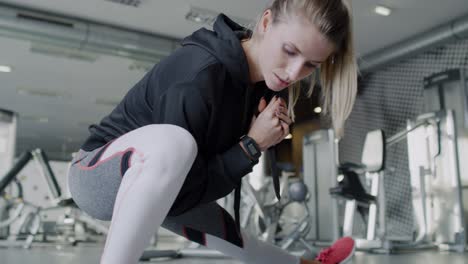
0,242,467,263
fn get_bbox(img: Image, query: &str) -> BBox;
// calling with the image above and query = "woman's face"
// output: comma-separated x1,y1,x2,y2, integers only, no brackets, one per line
257,11,335,91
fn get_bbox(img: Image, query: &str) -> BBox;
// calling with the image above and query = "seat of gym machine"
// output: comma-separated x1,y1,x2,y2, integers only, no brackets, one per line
329,165,376,206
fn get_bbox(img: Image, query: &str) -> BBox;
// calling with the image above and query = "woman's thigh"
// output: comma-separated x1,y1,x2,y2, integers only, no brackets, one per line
67,124,198,221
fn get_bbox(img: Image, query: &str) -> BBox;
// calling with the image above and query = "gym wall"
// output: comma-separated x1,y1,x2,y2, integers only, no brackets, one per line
339,38,468,240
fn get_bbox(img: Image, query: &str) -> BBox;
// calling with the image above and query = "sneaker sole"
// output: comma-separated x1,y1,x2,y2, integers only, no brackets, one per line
338,243,356,264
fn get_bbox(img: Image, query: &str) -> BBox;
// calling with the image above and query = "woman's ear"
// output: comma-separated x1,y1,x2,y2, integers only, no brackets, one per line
259,9,272,34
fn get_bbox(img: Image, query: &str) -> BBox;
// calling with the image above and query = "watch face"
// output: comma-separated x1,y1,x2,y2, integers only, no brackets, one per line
247,143,258,156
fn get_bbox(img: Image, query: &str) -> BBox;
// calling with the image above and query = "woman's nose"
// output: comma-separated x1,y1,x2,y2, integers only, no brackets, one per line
286,61,303,81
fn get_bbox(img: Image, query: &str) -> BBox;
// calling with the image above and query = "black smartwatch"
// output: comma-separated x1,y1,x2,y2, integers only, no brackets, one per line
240,135,261,162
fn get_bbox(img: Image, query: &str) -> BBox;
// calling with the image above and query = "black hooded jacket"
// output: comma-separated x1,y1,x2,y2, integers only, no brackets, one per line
81,15,280,217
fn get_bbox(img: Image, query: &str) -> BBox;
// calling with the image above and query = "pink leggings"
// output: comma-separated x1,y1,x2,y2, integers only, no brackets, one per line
68,124,300,264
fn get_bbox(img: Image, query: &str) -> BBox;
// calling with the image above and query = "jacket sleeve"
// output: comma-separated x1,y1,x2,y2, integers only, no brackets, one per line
156,64,256,203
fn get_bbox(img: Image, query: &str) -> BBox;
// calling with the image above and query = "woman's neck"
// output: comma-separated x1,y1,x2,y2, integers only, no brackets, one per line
241,38,263,84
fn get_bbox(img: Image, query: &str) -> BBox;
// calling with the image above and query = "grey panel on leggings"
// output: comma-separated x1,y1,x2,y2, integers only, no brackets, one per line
68,148,123,221
338,39,468,239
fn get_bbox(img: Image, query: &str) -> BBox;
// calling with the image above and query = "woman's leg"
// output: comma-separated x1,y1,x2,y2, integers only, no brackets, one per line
162,202,301,264
68,124,197,264
162,202,355,264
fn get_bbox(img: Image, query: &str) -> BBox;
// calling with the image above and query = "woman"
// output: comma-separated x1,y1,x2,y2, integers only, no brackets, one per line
68,0,358,263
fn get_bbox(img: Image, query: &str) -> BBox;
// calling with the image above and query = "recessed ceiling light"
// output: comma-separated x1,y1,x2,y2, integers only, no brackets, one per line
0,65,12,73
375,5,392,16
185,6,251,28
314,107,322,114
21,115,49,123
185,6,218,26
16,87,66,99
105,0,141,7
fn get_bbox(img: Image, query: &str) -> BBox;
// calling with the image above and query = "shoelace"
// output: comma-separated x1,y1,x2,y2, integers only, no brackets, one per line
316,247,334,263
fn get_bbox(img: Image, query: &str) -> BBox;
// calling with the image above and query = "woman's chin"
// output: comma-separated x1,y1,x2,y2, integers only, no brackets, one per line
265,80,284,92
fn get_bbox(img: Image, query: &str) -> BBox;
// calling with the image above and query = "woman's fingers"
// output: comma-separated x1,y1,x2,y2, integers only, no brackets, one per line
273,120,290,145
275,111,292,125
277,97,287,108
258,97,267,113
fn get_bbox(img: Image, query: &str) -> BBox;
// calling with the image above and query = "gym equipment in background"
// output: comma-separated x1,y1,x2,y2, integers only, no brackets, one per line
0,109,16,175
0,109,16,238
328,110,465,253
422,69,468,238
423,69,468,135
0,149,110,248
330,129,388,252
407,111,465,252
302,129,340,245
142,169,317,261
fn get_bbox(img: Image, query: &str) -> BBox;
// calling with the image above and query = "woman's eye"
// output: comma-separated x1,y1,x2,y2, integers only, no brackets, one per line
283,47,295,56
305,63,317,69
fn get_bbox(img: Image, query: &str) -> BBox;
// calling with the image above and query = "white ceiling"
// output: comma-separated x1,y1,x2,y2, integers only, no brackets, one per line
0,0,468,160
4,0,468,56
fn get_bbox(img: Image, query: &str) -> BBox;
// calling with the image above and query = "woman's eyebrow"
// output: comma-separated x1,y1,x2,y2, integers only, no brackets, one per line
287,42,323,64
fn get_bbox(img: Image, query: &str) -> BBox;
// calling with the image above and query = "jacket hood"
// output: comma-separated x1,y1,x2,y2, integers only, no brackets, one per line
181,14,252,88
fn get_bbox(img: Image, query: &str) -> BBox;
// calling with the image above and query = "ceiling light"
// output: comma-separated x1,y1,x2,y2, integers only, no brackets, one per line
21,115,49,123
375,5,392,16
0,65,12,73
17,87,66,99
185,6,217,26
314,107,322,114
185,6,251,28
285,134,293,140
105,0,142,7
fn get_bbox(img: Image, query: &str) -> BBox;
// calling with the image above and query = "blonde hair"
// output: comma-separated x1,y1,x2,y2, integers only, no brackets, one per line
252,0,358,138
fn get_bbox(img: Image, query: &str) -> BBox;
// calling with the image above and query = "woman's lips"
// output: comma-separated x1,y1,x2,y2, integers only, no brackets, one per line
274,74,290,86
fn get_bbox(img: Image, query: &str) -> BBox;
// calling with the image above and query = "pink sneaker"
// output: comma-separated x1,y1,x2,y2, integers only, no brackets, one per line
315,237,355,264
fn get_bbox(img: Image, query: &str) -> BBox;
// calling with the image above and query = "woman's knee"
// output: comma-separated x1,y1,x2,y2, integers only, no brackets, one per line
139,124,198,162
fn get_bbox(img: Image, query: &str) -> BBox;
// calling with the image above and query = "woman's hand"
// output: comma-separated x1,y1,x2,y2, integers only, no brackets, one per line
248,96,292,151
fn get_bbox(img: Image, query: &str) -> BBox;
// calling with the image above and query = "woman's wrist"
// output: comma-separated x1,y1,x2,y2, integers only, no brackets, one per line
247,133,265,152
239,141,255,161
239,135,261,162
